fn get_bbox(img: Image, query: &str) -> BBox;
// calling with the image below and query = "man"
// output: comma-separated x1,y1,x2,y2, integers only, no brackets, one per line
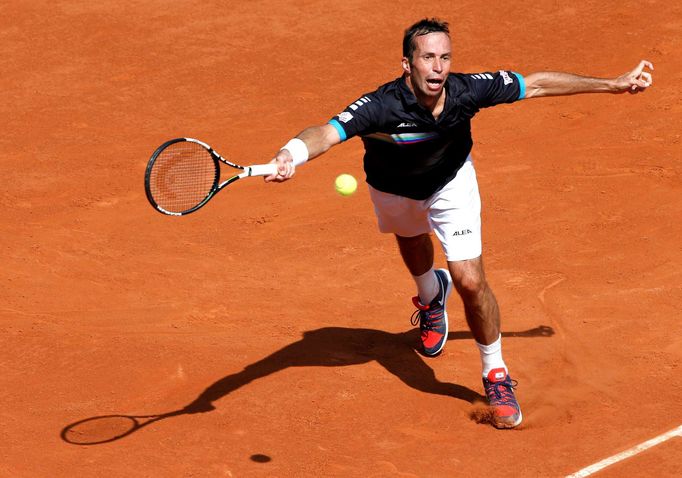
265,18,653,429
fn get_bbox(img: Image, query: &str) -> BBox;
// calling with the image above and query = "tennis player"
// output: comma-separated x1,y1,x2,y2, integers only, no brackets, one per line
266,18,653,428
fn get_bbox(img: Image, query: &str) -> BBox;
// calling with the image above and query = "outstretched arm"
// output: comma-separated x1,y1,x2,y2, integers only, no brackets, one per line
524,60,653,99
265,124,342,182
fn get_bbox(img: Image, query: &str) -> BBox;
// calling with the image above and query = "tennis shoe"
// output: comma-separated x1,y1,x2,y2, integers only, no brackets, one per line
410,268,452,356
482,368,523,429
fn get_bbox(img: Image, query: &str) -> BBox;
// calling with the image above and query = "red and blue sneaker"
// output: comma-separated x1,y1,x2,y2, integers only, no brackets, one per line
410,268,452,356
482,368,523,428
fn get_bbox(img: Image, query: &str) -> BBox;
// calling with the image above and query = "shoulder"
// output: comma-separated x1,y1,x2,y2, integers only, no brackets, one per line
449,70,525,107
447,73,470,86
451,70,523,89
446,72,487,93
352,77,405,115
369,77,404,102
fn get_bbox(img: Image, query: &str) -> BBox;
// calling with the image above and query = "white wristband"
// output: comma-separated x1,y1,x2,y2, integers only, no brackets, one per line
280,138,309,166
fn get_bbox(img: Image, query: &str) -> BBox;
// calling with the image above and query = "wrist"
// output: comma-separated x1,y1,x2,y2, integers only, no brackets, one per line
280,138,309,166
606,77,622,93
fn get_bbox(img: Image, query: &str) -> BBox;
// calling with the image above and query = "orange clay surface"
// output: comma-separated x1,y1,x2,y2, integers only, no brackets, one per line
2,1,681,477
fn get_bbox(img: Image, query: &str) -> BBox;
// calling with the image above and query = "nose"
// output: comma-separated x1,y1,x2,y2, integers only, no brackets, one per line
433,57,443,73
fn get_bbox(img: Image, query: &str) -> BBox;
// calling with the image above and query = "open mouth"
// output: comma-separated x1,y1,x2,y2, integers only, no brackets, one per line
426,78,443,90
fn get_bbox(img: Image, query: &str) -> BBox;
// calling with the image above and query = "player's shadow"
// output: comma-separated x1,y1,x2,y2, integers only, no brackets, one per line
60,325,554,444
181,325,554,414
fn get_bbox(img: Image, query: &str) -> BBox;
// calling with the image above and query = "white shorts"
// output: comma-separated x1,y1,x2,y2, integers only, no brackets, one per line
368,156,482,262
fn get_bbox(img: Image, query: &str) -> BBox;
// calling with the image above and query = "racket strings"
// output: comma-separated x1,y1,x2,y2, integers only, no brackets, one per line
148,142,218,213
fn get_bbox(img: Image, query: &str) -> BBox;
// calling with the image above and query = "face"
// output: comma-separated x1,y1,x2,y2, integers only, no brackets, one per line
402,32,451,103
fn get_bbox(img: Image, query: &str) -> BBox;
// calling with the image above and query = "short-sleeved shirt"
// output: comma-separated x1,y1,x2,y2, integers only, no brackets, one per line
328,71,526,200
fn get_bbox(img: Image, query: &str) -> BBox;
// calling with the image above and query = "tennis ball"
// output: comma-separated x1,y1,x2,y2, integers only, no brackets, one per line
334,173,357,196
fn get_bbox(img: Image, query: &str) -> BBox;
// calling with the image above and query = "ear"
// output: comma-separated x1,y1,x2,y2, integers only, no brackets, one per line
401,57,411,74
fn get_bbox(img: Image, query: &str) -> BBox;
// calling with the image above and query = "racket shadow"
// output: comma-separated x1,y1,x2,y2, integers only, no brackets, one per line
61,412,184,445
61,325,553,445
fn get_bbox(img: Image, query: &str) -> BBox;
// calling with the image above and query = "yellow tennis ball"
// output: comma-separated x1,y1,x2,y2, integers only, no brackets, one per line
334,173,357,196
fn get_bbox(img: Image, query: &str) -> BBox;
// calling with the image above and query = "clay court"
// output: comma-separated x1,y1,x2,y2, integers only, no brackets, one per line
2,1,681,476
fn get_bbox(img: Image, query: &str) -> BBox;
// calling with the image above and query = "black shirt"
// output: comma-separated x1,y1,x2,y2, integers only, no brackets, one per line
328,70,525,200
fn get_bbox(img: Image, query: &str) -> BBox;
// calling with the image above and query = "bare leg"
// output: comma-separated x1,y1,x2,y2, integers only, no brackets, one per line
447,256,500,345
395,233,434,276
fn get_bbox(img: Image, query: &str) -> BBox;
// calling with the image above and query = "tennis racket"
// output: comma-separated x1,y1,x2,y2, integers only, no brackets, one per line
144,137,277,216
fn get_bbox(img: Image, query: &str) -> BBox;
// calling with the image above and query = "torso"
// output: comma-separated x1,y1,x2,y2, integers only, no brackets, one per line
328,71,524,199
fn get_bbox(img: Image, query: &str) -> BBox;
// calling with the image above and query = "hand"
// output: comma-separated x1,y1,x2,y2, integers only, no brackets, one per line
613,60,654,94
264,149,296,182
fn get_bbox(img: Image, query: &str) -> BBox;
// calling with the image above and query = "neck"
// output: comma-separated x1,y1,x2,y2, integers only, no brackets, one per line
405,75,445,116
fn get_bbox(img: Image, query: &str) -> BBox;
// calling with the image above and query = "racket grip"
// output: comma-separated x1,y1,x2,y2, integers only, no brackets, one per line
248,163,278,177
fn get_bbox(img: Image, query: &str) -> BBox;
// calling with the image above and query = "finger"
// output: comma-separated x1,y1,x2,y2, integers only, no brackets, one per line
264,158,280,182
628,82,648,95
277,163,290,178
641,60,654,71
640,71,652,85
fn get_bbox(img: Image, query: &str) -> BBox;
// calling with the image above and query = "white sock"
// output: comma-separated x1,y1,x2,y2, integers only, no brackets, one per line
477,334,507,378
413,268,439,305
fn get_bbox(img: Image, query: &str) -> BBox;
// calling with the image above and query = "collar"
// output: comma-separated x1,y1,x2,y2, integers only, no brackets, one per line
397,75,419,108
397,75,452,111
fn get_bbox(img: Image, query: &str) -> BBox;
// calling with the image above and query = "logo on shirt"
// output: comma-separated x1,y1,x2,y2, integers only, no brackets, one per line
470,73,493,80
397,122,417,128
348,96,372,111
452,229,472,236
499,70,513,85
338,112,354,123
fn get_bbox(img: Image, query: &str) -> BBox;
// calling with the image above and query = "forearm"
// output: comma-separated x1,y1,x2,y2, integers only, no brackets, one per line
266,123,341,181
524,71,619,98
295,124,341,160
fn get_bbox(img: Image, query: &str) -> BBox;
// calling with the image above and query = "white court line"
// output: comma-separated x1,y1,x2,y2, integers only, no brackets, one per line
566,424,682,477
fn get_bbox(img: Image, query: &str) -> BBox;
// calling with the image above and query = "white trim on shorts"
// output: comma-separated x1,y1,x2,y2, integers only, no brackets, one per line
368,156,482,262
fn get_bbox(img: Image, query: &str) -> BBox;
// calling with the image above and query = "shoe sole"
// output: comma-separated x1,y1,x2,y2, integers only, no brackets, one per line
423,268,452,356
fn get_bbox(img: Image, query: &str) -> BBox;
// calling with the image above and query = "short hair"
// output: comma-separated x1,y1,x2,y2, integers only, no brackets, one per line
403,18,450,62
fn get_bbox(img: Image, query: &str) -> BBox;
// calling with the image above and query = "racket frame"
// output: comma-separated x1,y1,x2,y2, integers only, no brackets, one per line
144,137,277,216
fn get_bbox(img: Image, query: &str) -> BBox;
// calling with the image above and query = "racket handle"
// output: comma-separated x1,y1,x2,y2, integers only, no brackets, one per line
247,163,278,177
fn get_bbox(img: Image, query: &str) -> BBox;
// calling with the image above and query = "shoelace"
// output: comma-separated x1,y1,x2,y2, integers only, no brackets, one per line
486,378,519,406
410,297,443,330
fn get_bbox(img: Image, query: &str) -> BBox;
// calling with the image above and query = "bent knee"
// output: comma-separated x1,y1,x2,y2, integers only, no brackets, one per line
452,272,488,298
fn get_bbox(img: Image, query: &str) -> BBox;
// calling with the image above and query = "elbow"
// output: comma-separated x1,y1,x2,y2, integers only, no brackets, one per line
523,73,545,98
524,86,543,99
321,124,343,149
